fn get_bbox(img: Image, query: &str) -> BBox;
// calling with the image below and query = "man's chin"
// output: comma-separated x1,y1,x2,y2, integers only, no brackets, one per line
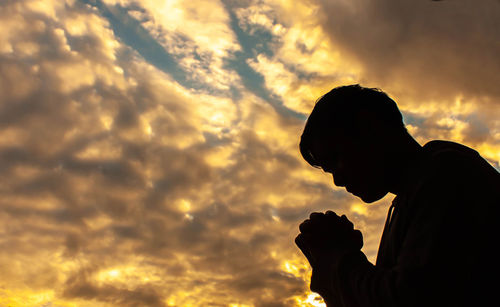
358,191,387,204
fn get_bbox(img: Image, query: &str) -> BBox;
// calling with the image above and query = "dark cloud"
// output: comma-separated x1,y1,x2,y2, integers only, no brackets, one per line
62,269,166,307
228,269,304,302
314,0,500,103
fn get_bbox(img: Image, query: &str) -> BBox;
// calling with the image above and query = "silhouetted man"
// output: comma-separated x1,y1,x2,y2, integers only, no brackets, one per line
295,85,500,307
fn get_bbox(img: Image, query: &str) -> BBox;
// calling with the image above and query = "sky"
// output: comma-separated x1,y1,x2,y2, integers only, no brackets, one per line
0,0,499,306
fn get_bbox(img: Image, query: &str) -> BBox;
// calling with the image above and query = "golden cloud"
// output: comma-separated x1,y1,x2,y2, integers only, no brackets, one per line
0,0,498,306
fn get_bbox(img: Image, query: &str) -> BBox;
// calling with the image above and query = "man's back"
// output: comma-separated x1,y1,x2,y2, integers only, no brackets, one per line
368,140,500,306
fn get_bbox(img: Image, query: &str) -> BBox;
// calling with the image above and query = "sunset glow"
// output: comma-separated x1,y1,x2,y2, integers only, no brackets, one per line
0,0,499,306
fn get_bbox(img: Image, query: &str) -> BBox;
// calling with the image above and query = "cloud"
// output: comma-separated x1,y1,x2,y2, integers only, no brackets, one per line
102,0,242,91
2,0,497,306
313,0,500,103
63,271,166,307
230,0,362,115
0,1,342,305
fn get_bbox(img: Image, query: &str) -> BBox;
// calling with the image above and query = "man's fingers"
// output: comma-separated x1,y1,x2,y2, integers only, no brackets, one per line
340,214,354,229
325,211,341,225
325,210,339,218
295,233,312,252
294,233,306,250
299,219,312,233
295,234,316,265
352,229,364,249
301,211,348,234
309,212,324,221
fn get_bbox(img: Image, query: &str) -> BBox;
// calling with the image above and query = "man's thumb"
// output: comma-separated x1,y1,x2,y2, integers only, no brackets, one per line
295,233,316,266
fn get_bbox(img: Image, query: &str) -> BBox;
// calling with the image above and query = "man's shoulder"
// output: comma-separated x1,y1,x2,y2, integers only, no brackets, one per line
423,140,479,161
420,140,499,194
422,140,493,173
417,141,500,234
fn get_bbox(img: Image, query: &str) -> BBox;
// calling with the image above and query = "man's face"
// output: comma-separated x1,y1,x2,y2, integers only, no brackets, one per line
311,132,389,203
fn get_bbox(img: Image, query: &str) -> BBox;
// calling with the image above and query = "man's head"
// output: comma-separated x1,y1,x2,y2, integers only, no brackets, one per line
300,84,410,202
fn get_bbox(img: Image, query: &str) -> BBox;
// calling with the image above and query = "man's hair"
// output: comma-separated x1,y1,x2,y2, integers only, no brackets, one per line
300,84,406,168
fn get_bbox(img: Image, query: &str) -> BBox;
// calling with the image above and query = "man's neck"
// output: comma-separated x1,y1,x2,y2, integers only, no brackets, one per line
387,137,425,196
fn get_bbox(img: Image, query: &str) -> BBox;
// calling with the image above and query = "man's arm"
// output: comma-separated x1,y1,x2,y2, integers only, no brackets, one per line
295,212,364,306
300,223,456,307
297,202,471,306
323,174,492,306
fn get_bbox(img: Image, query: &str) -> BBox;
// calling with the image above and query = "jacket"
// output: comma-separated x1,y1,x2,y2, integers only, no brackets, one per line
334,140,500,307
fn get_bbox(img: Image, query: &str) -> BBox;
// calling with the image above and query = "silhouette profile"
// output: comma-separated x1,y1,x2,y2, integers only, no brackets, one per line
295,85,500,307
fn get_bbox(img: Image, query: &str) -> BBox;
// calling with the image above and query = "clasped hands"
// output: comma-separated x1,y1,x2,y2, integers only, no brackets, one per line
295,211,363,298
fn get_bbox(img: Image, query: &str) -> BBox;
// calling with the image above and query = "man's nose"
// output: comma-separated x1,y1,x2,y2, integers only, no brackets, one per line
332,173,346,187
